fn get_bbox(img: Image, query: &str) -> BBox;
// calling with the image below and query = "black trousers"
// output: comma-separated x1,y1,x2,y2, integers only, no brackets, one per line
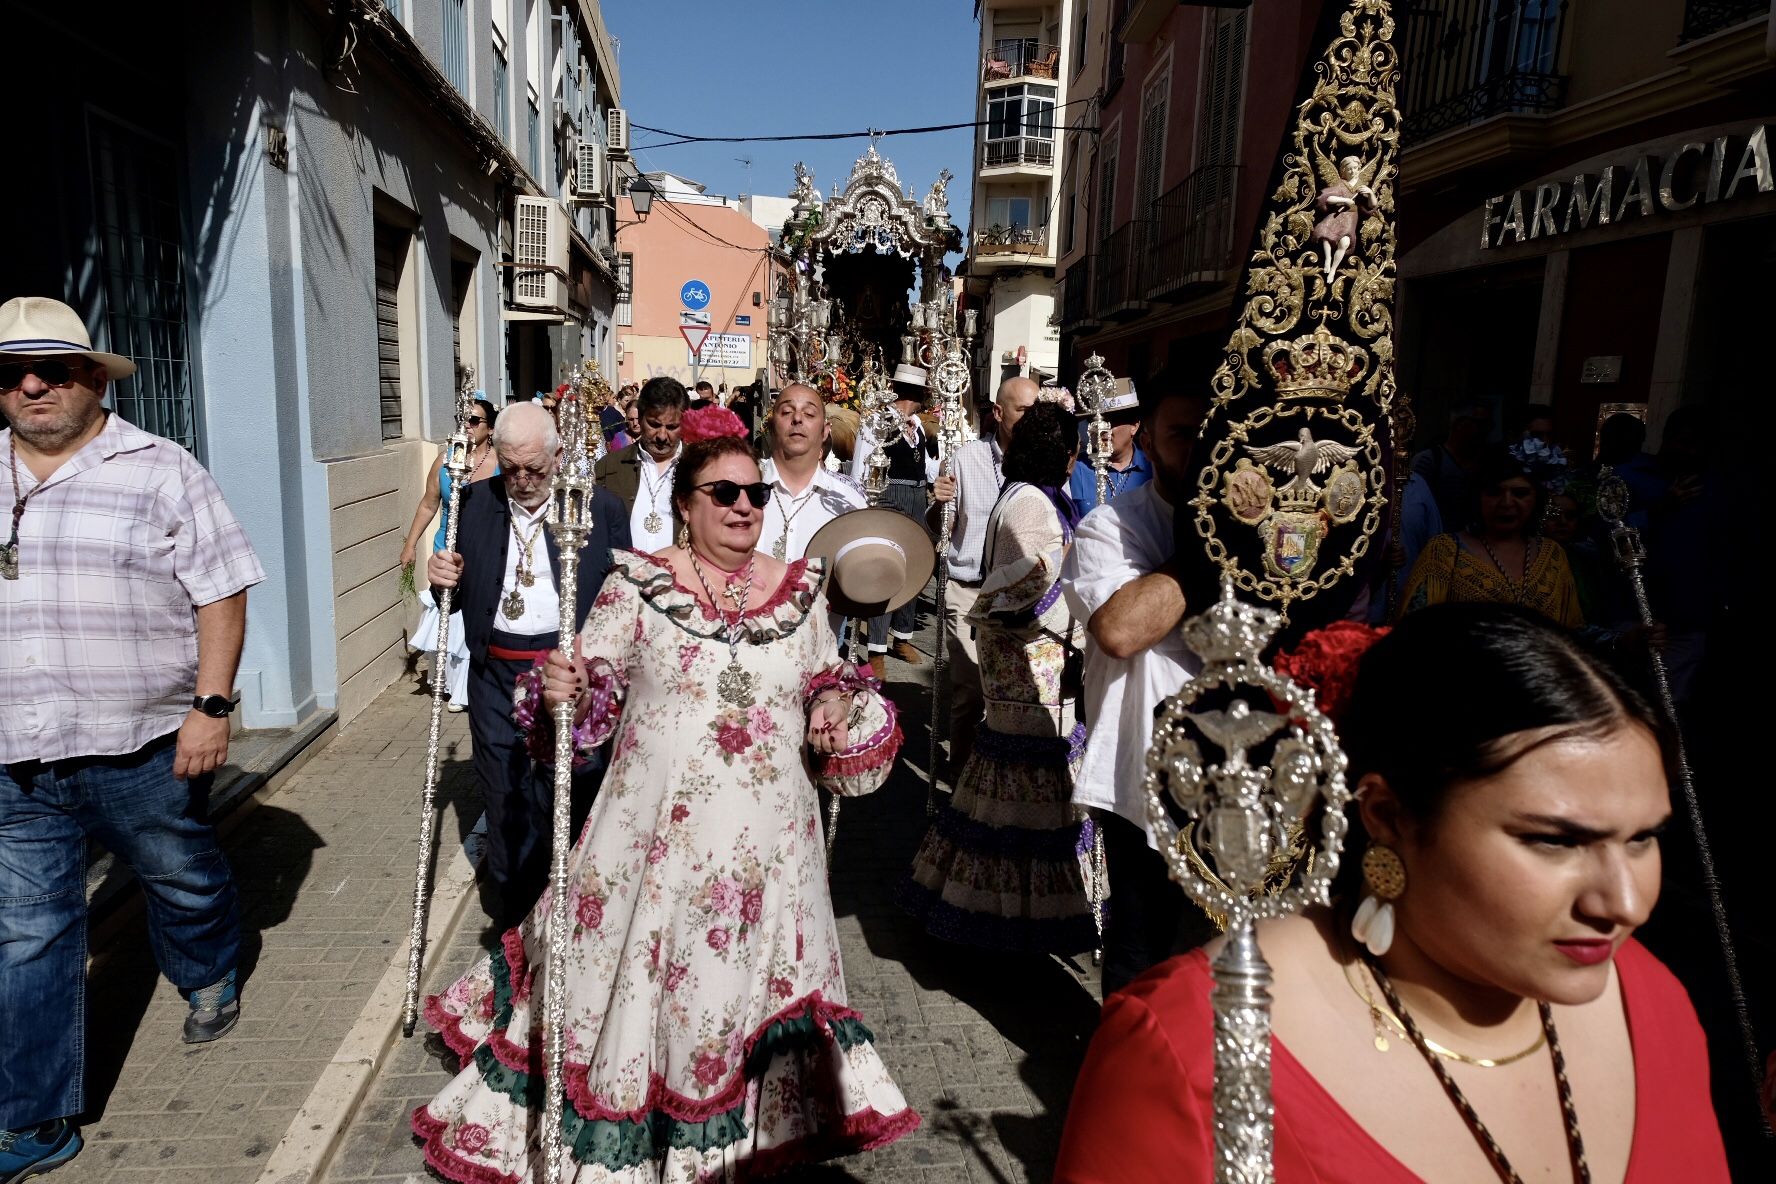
1099,809,1217,997
868,482,928,647
467,630,604,930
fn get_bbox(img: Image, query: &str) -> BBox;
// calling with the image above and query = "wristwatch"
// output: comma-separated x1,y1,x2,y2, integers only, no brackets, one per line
192,694,235,718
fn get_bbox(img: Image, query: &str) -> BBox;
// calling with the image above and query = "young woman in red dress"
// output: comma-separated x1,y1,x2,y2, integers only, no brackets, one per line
1055,605,1729,1183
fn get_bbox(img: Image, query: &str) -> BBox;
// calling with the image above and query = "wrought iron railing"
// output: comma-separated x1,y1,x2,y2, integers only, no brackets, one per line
1093,221,1150,315
984,137,1055,169
973,226,1050,255
1680,0,1767,40
1147,164,1241,300
1399,0,1569,145
982,40,1063,82
1060,259,1093,327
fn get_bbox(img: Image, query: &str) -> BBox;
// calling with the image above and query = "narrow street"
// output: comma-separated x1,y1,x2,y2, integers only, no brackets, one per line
69,600,1100,1184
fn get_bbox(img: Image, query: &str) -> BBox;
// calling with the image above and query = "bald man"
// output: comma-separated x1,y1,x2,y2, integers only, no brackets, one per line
926,374,1040,780
759,384,866,563
428,402,629,926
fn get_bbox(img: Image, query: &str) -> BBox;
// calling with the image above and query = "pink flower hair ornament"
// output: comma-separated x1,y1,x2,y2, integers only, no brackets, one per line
680,404,748,444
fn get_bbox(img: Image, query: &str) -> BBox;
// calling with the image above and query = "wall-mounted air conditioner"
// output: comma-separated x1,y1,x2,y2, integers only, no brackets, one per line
573,142,607,206
606,108,630,159
513,195,570,311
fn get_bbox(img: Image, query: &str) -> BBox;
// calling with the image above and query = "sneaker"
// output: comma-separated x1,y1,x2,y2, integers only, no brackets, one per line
446,702,467,714
182,970,240,1044
890,640,924,666
0,1119,82,1181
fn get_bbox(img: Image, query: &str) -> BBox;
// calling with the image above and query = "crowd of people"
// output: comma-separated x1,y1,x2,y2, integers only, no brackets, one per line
0,295,1749,1182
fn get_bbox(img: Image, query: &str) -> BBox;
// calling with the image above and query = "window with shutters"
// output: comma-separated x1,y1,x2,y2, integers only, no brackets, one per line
373,219,409,442
1095,140,1118,243
442,0,468,93
1196,8,1249,180
616,253,633,326
1135,73,1169,236
1061,156,1078,255
492,34,509,144
526,92,541,179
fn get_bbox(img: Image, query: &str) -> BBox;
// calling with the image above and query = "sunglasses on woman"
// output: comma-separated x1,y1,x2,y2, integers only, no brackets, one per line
466,415,487,426
0,358,88,390
696,480,773,509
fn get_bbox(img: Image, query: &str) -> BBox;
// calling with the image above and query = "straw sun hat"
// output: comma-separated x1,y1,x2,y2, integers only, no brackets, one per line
0,296,138,377
804,507,936,618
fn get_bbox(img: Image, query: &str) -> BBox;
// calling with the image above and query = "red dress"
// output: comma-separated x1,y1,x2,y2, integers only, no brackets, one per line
1055,939,1728,1183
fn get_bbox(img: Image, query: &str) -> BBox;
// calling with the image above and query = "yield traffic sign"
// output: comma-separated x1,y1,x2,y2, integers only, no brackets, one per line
680,325,711,355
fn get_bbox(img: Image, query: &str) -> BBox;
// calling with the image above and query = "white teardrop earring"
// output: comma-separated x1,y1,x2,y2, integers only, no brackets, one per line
1351,844,1405,957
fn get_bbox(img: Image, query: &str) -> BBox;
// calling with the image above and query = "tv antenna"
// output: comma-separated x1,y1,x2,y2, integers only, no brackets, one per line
736,156,752,200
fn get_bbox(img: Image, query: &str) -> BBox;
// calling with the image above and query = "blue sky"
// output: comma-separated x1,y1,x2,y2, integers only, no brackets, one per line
606,0,980,225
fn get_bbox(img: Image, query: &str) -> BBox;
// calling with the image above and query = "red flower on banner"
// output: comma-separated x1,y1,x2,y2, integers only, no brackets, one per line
1271,621,1389,725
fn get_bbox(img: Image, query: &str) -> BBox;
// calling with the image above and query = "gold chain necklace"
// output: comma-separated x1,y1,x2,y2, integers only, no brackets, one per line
1342,955,1546,1068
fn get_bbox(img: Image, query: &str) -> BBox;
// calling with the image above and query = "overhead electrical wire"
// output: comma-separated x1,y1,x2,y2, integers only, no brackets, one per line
631,94,1101,150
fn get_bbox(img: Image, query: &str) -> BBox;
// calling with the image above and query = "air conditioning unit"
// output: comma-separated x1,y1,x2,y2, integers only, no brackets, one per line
512,195,570,312
573,142,607,206
606,108,630,159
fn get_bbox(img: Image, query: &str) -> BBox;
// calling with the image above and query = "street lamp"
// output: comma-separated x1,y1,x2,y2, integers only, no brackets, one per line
628,176,655,220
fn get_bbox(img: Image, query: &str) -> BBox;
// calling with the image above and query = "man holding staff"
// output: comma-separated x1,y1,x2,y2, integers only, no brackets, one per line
427,403,627,928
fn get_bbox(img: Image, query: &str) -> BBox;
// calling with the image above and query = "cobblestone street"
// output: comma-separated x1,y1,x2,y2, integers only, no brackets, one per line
72,606,1101,1183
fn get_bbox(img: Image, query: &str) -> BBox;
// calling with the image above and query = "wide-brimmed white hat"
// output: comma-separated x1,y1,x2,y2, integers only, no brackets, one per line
805,507,935,618
0,297,137,378
890,363,928,390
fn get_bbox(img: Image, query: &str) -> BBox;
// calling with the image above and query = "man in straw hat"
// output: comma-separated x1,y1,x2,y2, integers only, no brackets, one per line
0,297,267,1178
850,364,938,676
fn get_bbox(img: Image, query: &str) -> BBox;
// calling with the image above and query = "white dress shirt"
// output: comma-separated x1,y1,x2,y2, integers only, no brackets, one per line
939,436,1004,583
1059,482,1201,845
629,448,679,554
499,497,561,635
759,458,866,561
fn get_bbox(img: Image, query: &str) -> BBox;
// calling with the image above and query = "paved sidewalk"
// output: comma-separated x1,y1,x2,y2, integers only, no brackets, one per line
60,675,483,1184
323,605,1103,1184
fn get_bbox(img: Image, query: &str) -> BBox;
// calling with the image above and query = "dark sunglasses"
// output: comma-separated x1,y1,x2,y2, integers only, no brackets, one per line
0,357,88,390
466,415,487,426
696,480,772,509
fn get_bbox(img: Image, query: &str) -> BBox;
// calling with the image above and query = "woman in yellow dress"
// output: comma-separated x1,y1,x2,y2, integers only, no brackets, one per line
1398,447,1583,628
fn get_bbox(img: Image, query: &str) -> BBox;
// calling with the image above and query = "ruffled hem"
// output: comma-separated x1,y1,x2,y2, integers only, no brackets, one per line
419,933,918,1177
971,720,1085,765
896,878,1099,954
616,551,825,642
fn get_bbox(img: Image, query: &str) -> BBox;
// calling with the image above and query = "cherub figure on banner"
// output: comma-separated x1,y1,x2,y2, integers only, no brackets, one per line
924,168,953,221
1311,154,1379,286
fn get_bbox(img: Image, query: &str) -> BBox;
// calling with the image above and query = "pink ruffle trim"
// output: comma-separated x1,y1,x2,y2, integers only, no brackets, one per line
412,1106,522,1184
817,724,902,779
628,551,815,621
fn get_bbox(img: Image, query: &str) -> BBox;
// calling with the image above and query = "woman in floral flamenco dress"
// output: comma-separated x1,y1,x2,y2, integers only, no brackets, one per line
900,401,1097,954
413,406,918,1181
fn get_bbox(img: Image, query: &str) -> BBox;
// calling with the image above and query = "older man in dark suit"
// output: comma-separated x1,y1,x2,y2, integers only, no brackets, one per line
428,402,629,927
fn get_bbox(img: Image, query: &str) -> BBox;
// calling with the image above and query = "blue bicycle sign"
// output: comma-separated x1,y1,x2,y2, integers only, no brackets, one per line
680,280,711,311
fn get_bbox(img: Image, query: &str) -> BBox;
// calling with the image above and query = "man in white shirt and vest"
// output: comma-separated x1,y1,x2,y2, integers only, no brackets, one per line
927,373,1039,779
1060,365,1217,995
595,376,685,555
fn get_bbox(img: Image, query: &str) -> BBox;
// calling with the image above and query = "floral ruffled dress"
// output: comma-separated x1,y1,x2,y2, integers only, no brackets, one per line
899,482,1097,953
414,552,916,1182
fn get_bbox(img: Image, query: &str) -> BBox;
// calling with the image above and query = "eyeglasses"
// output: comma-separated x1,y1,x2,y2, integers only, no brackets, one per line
696,480,772,509
466,415,487,426
0,358,88,391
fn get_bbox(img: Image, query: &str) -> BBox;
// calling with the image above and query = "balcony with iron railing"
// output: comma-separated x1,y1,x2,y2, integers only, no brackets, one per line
972,225,1052,263
1399,0,1571,146
1680,0,1768,40
1059,258,1094,329
982,40,1062,83
1146,164,1241,301
983,136,1055,171
1092,222,1152,320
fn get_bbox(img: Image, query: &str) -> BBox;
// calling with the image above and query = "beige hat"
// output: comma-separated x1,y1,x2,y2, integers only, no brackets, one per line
0,297,137,378
890,363,928,389
805,507,936,618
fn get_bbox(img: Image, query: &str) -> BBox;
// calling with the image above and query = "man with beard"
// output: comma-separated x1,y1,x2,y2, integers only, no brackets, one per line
595,376,686,554
1060,366,1217,996
0,298,266,1179
758,384,865,564
428,403,628,927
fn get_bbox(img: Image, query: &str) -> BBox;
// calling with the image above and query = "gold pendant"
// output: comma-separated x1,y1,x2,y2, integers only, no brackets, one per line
644,511,664,534
716,659,757,707
519,570,536,588
501,587,526,620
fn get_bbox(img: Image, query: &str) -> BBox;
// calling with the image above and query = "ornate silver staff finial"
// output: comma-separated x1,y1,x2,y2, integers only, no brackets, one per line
537,390,597,1180
1075,352,1117,508
401,379,479,1037
925,310,972,817
1144,579,1352,1183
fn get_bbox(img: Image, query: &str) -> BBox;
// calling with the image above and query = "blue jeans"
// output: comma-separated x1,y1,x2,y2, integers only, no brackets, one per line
0,732,241,1129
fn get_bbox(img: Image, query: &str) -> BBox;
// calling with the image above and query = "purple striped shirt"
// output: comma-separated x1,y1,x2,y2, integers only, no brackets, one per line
1,415,265,762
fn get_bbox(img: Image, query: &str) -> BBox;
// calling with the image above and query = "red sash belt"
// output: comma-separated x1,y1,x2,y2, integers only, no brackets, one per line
487,644,553,663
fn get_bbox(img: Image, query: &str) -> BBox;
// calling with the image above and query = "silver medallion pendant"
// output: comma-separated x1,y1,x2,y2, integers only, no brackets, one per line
501,587,526,621
644,511,664,534
519,570,536,588
716,659,757,707
0,543,16,581
772,534,788,561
